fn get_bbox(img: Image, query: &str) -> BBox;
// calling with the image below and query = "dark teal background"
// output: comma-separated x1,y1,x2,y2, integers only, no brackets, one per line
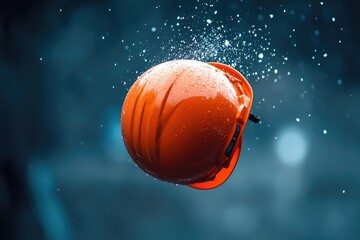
1,0,359,239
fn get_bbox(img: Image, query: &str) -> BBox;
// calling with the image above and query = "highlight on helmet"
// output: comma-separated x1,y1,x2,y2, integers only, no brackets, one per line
121,59,259,190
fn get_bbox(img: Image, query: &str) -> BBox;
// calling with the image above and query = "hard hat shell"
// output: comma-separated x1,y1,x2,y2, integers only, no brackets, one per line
121,60,253,189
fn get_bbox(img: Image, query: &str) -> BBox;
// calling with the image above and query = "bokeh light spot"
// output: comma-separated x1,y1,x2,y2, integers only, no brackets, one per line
276,126,308,166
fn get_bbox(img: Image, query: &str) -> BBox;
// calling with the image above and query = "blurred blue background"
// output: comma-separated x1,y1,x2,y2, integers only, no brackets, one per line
1,0,359,239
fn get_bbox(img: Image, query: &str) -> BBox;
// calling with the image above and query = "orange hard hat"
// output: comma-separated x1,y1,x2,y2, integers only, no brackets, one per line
121,59,258,190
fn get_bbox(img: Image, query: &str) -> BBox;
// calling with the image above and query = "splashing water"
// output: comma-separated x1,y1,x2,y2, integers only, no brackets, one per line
121,0,278,83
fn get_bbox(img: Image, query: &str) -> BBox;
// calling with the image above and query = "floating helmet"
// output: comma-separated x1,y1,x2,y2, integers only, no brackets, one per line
121,60,259,189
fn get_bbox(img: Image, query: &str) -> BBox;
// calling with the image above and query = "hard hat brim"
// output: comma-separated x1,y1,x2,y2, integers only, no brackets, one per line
188,138,242,190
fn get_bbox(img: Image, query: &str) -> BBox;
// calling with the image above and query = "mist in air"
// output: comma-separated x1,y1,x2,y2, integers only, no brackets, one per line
1,1,359,240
